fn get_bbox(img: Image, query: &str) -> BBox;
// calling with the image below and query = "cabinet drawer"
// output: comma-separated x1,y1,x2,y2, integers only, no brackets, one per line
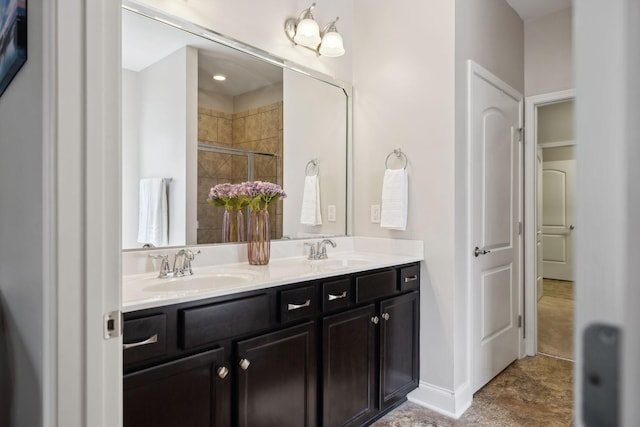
123,314,167,366
180,294,270,349
322,278,351,312
280,285,316,323
400,265,420,291
355,269,397,303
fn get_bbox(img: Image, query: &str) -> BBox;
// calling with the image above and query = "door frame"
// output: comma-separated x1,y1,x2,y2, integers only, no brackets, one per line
523,89,575,356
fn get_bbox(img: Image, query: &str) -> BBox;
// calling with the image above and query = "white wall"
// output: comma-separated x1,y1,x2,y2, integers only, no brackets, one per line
453,0,524,402
122,69,141,249
136,46,198,247
0,1,46,425
138,0,353,82
352,0,457,400
537,100,574,143
524,7,573,96
234,82,283,113
282,69,347,238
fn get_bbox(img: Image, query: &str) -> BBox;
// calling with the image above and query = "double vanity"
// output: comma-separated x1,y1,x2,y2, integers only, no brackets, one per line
122,237,423,427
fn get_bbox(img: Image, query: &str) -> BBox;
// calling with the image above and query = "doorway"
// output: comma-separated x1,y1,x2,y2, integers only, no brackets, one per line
523,90,575,359
536,100,575,360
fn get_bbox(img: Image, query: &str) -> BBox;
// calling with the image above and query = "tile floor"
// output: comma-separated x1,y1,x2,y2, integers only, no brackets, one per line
372,354,573,427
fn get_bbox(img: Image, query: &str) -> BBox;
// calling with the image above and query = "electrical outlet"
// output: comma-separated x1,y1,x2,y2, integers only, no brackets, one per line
327,205,336,222
371,204,381,223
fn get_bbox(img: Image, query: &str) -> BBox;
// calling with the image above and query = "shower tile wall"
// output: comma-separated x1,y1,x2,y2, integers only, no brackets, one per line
197,101,283,244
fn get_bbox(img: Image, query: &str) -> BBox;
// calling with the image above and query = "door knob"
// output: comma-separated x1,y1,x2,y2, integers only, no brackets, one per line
570,224,575,230
239,358,251,370
474,246,491,257
217,366,229,379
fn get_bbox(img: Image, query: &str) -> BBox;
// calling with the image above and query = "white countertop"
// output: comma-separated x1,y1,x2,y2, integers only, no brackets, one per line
122,237,424,313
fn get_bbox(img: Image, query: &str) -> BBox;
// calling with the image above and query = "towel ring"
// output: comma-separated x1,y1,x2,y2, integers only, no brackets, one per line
385,148,408,170
305,159,319,176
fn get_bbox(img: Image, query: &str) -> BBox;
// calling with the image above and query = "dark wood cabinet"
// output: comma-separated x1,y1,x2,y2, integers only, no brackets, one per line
380,292,419,410
322,305,377,427
236,322,316,427
123,262,420,427
123,347,227,427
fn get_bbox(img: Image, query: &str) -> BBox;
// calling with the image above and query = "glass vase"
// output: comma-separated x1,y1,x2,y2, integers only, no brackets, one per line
222,207,245,243
247,208,270,265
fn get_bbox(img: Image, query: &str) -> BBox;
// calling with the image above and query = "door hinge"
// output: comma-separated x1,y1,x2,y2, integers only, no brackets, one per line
518,315,523,328
517,127,523,142
518,221,523,235
104,310,123,339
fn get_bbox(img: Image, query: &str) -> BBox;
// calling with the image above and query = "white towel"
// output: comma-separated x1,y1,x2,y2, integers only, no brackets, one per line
300,175,322,226
380,169,408,230
137,178,169,247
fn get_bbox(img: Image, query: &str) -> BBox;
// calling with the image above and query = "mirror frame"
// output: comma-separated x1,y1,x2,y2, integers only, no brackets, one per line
122,0,353,252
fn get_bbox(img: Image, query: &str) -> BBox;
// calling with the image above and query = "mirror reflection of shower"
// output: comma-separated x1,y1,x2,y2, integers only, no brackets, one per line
197,143,282,245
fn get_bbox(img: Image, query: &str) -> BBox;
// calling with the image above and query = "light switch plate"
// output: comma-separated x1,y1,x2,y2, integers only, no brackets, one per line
371,205,381,223
327,205,336,222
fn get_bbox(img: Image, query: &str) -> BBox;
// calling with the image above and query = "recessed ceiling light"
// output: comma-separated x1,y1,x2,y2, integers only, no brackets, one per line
213,74,227,81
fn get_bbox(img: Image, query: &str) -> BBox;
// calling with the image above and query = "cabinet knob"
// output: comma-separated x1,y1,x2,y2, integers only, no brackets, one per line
382,312,390,321
239,358,251,370
371,316,379,325
217,366,229,379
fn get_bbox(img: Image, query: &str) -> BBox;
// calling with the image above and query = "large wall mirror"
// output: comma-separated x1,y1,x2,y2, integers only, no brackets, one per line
121,1,351,250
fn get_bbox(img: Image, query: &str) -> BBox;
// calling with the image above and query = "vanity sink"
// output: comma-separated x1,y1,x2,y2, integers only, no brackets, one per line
143,271,257,292
312,255,377,271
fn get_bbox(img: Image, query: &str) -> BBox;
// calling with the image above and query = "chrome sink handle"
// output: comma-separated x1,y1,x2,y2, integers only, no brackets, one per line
304,242,317,260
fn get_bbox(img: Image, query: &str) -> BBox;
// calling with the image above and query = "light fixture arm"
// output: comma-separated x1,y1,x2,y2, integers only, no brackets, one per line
320,17,340,37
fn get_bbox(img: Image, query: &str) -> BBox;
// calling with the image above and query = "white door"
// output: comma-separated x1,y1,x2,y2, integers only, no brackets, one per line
541,158,575,281
470,63,522,392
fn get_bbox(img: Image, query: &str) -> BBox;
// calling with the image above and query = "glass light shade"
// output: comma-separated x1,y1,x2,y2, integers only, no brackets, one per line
294,18,321,48
319,31,345,57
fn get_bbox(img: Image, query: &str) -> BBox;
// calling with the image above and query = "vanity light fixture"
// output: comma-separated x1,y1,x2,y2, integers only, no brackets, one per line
284,3,345,58
212,74,227,81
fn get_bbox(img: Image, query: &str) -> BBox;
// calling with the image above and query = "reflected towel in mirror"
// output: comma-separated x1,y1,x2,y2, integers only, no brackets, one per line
137,178,169,247
300,175,322,226
380,169,408,230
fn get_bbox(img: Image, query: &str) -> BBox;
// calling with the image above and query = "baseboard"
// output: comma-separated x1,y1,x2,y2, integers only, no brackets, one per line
407,381,472,419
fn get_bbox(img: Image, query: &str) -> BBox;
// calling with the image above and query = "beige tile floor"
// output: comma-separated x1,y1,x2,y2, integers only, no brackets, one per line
538,280,574,360
372,355,573,427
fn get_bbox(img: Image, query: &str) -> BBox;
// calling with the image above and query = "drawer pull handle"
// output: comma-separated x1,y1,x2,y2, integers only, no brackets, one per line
239,358,251,370
382,312,390,321
123,334,158,350
217,366,229,379
404,275,418,283
287,299,311,311
327,291,347,301
371,316,379,325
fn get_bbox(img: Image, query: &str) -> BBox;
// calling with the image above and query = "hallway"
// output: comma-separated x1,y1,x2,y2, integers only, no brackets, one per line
373,355,573,426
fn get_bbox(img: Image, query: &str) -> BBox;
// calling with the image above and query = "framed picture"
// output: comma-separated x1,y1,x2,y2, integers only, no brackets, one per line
0,0,27,98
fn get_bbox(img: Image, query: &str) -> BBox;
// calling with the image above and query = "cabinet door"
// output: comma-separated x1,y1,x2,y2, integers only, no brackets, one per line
123,347,227,427
379,291,419,410
322,304,377,427
236,322,316,427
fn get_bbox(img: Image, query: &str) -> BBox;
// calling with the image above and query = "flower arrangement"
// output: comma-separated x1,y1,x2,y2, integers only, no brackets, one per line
207,182,286,259
207,181,287,211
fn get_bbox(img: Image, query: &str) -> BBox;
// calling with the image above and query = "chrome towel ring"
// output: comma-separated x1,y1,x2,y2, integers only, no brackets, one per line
384,148,408,170
305,159,319,176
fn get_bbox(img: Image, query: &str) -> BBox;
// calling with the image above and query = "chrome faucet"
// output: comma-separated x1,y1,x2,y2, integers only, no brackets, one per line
305,239,337,260
149,248,200,278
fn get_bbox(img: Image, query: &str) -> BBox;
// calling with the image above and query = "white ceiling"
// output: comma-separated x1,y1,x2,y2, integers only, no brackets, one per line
121,10,282,97
505,0,572,21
